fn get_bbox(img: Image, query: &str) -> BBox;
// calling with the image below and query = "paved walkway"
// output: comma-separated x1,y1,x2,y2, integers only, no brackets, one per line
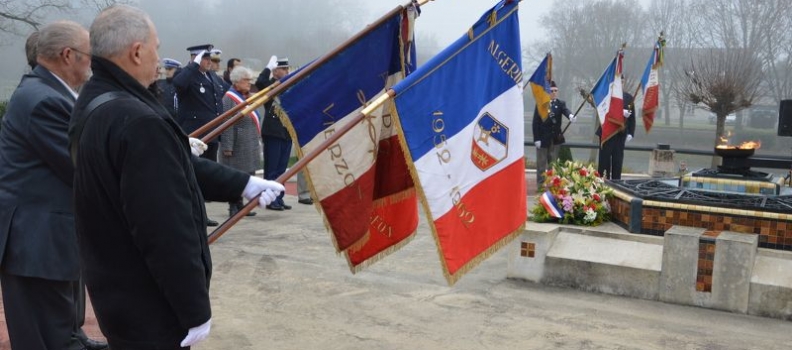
3,176,792,349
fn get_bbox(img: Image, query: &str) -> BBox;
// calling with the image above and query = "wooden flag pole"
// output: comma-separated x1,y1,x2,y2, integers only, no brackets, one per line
194,0,432,144
207,91,395,244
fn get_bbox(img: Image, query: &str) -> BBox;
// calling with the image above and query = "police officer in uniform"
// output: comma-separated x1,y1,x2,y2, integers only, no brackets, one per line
156,57,180,118
173,44,225,162
173,44,226,226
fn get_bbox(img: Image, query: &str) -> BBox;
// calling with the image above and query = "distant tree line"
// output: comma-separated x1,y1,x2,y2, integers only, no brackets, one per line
525,0,792,147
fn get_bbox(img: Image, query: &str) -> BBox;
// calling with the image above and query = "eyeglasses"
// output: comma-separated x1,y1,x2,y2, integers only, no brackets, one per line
67,47,92,58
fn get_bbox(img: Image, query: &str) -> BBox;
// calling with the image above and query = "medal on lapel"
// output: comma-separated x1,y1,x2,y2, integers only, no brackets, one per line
199,83,205,94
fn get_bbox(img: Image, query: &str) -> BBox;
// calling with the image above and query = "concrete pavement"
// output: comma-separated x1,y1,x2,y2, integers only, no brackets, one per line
2,182,790,349
197,193,792,350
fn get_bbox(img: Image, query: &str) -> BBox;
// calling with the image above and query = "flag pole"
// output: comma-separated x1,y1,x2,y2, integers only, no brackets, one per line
565,44,627,140
193,0,433,144
188,82,278,139
208,91,396,244
559,97,589,136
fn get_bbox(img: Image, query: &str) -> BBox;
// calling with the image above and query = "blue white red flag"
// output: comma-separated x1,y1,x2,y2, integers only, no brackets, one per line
391,0,525,285
591,49,625,145
276,5,420,271
527,53,553,121
539,191,563,219
639,37,665,133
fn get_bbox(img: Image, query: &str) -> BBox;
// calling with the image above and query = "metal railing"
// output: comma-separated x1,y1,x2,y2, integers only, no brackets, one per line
525,141,792,170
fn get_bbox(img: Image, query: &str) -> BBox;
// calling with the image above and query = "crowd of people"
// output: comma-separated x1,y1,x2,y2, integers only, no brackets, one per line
0,4,312,349
0,1,642,349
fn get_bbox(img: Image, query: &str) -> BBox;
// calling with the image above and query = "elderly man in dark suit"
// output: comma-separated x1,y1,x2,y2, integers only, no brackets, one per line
0,21,107,350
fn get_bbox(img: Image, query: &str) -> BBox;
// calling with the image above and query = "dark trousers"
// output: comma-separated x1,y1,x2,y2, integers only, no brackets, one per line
0,271,84,350
263,136,292,204
598,132,626,180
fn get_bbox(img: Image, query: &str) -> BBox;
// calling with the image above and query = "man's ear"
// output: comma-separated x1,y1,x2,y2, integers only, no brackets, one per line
130,42,143,64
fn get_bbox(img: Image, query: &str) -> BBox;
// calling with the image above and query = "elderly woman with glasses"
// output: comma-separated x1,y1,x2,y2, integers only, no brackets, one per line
220,66,263,217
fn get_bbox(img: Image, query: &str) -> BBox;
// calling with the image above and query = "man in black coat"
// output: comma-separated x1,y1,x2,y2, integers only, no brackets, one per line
256,55,294,210
597,80,636,180
532,81,576,190
0,20,109,350
69,5,284,349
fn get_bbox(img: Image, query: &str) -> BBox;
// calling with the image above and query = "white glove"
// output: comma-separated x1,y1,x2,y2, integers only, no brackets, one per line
189,137,207,156
266,55,278,70
623,109,631,118
534,141,541,149
626,134,633,143
180,318,211,347
193,50,207,65
568,114,576,123
242,176,286,208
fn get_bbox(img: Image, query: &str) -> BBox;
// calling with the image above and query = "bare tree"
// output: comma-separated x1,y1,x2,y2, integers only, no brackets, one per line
81,0,136,12
0,0,73,34
675,48,762,166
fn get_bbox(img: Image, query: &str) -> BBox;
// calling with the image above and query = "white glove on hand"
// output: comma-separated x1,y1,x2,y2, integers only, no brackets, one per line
623,109,631,118
192,50,207,65
189,137,207,156
266,55,278,71
242,176,286,208
181,318,211,347
534,141,541,149
568,114,576,123
626,134,633,143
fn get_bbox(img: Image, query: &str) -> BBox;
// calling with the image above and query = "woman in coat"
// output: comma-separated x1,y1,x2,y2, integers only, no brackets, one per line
220,66,263,217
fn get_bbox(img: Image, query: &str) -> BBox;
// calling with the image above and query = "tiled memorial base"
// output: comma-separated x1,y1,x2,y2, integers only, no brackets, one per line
609,188,792,251
679,175,784,195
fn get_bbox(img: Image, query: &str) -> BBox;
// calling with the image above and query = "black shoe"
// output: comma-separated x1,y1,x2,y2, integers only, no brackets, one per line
282,203,292,210
206,218,219,226
246,211,257,216
267,204,284,211
298,198,314,205
80,337,109,350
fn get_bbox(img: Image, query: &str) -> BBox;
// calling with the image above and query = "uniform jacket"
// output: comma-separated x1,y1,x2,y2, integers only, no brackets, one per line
220,88,263,173
0,65,80,281
255,68,289,140
155,77,178,118
532,98,572,148
172,62,226,142
70,56,248,349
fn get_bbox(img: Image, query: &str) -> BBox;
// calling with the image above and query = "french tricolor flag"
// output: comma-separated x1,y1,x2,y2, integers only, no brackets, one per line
539,191,564,219
391,0,525,285
591,49,625,145
639,37,665,133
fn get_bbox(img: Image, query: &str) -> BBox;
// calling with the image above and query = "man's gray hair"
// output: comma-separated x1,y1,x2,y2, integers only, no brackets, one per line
37,21,86,61
90,4,152,59
229,66,255,84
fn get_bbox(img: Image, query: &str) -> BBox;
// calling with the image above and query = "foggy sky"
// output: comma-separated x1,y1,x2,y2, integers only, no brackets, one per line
0,0,650,99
